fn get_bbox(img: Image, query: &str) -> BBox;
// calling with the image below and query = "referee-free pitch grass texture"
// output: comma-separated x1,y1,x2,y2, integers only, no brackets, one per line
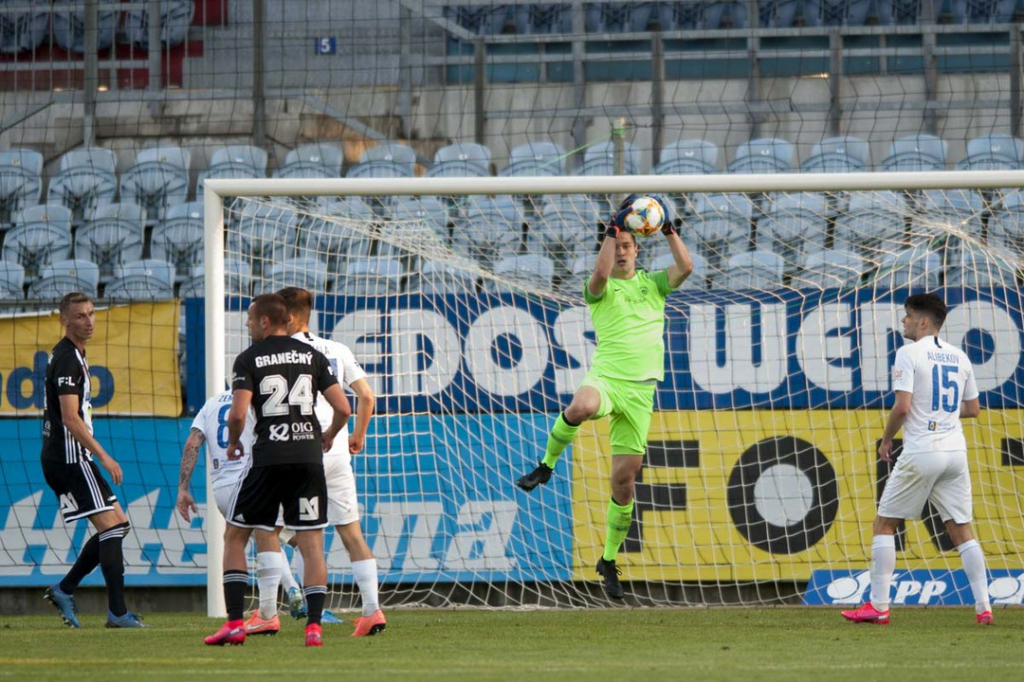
1,608,1021,681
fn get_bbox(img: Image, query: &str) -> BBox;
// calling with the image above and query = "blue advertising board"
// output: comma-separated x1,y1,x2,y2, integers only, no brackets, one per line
187,287,1024,415
804,569,1024,606
0,415,573,586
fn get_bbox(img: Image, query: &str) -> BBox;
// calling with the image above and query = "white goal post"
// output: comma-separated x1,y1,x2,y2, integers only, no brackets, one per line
202,171,1024,617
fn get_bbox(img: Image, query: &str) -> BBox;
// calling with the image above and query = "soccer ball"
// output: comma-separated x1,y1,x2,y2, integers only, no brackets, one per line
623,196,665,237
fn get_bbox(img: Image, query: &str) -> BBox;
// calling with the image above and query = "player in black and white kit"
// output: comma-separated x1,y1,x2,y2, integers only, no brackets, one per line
205,294,351,648
279,287,386,636
842,293,992,626
40,292,146,629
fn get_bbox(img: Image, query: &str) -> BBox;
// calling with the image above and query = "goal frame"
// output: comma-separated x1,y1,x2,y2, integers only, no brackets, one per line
201,170,1024,616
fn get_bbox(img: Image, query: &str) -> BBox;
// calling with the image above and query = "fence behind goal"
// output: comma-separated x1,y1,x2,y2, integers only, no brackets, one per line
191,172,1024,611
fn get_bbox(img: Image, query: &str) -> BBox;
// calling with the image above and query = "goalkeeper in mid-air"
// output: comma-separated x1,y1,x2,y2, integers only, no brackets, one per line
517,195,694,600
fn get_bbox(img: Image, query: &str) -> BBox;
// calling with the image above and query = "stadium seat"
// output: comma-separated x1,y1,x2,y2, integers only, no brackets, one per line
654,140,719,175
685,193,754,267
197,145,268,193
229,203,301,274
0,261,25,299
911,189,985,240
874,247,942,289
756,193,829,267
987,189,1024,252
347,140,416,180
578,140,641,175
445,5,516,34
455,195,526,269
760,0,822,27
718,250,784,289
427,143,492,177
527,209,599,274
124,0,194,48
801,136,871,172
790,249,866,289
832,190,910,257
105,259,176,300
274,142,344,179
119,146,191,222
46,148,118,222
648,251,708,290
727,138,794,173
501,141,568,177
514,4,574,34
180,259,253,299
30,259,101,299
0,148,43,226
657,2,704,29
339,257,404,296
486,254,555,293
879,134,948,171
52,0,118,52
946,242,1020,288
0,0,48,53
539,194,604,227
956,134,1024,171
560,253,599,297
585,3,661,32
75,202,147,283
2,205,74,282
411,259,479,295
391,196,451,237
301,197,376,270
151,201,205,282
260,257,332,294
702,1,749,28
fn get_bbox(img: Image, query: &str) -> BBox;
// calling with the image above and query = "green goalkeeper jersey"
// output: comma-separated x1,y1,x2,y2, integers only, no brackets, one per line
583,268,673,382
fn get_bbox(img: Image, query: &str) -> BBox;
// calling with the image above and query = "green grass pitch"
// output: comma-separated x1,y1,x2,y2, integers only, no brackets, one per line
2,608,1021,681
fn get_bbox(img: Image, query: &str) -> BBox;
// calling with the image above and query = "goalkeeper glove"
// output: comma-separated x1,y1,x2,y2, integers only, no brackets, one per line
606,204,633,239
652,195,677,236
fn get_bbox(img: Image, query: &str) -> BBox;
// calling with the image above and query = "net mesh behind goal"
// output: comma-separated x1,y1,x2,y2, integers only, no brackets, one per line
207,174,1024,609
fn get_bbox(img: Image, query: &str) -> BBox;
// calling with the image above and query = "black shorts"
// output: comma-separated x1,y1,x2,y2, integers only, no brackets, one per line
228,463,328,531
41,457,117,523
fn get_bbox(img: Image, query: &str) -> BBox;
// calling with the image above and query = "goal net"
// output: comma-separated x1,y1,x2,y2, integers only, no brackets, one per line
203,172,1024,613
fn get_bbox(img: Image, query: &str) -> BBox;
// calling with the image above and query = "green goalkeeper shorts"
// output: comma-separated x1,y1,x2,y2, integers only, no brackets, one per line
579,371,656,456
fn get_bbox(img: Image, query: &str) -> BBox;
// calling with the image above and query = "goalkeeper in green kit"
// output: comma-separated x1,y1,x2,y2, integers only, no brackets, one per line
517,194,694,600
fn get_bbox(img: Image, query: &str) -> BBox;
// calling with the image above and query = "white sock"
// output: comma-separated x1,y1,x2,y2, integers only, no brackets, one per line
352,558,380,616
957,539,991,613
256,552,282,619
292,545,305,587
869,534,896,612
278,548,298,593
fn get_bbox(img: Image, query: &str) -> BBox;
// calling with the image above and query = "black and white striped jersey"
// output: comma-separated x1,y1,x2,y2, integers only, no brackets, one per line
41,336,93,464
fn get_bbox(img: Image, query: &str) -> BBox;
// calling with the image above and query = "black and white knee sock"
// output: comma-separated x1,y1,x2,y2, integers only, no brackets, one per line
98,522,130,617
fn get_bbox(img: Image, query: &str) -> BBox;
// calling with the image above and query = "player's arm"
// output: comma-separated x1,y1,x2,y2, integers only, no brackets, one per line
961,364,981,418
348,377,375,455
653,196,693,289
589,219,622,298
226,389,253,461
58,393,122,485
320,383,352,452
177,427,205,521
879,390,912,463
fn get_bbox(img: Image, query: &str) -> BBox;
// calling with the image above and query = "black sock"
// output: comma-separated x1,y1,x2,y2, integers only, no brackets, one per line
561,411,581,428
98,522,129,617
60,533,101,595
304,585,327,626
223,570,249,622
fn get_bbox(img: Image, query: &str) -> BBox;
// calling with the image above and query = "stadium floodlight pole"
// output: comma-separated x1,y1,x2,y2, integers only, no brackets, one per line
203,185,227,618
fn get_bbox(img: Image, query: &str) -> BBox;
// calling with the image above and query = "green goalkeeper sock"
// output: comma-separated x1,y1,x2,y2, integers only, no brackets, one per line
541,413,580,470
602,497,635,562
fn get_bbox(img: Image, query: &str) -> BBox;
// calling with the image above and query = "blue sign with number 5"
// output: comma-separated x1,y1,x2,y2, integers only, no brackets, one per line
316,37,336,55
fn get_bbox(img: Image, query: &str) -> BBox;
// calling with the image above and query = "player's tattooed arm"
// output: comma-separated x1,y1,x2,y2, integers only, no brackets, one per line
177,428,205,521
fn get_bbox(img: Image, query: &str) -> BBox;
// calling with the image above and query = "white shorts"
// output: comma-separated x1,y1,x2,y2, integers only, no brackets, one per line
877,450,973,524
214,481,285,527
325,453,360,526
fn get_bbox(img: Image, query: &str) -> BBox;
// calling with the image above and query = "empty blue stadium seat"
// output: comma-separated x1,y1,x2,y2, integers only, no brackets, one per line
728,138,794,173
151,201,205,282
514,4,575,34
198,145,268,193
0,0,49,53
880,134,947,171
3,205,73,282
52,0,118,52
0,261,25,299
445,5,517,35
47,148,118,222
654,139,719,174
275,142,344,179
501,141,568,176
801,136,871,172
124,0,194,48
31,259,101,299
956,134,1024,170
0,148,43,225
75,203,147,283
119,146,191,222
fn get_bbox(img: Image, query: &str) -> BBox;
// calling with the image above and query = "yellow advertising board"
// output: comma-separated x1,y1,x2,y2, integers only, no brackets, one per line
571,410,1024,581
0,302,181,417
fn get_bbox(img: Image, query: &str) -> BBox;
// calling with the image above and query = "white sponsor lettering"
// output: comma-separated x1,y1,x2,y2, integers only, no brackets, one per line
298,497,319,521
689,303,788,393
268,424,290,441
254,351,314,369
